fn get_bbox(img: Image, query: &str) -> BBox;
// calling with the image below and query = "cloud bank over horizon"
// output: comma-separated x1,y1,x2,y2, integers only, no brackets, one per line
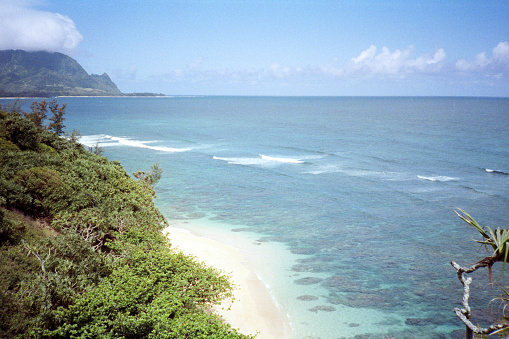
455,42,509,77
0,1,82,55
159,42,509,83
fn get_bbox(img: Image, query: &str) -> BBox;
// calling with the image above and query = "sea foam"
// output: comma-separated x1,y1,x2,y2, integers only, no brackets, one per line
260,154,304,164
78,134,118,148
213,154,305,166
417,175,459,182
213,156,268,166
81,135,191,153
484,168,509,175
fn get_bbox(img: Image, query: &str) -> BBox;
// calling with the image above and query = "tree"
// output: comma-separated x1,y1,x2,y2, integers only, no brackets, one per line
25,100,48,128
133,163,163,187
451,210,509,339
21,99,67,135
48,100,66,136
88,138,103,156
0,98,24,114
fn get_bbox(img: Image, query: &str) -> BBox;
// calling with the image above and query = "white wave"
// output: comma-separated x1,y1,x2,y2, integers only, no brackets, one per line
303,164,342,175
297,154,325,161
485,168,509,175
80,134,191,153
304,165,409,181
213,154,306,166
109,136,191,153
79,134,117,147
213,156,269,166
260,154,304,164
417,175,459,182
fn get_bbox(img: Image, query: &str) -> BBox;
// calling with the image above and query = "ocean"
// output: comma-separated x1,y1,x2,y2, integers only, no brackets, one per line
17,96,509,338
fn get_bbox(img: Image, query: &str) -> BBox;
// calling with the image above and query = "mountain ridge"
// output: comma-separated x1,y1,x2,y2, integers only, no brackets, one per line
0,50,160,97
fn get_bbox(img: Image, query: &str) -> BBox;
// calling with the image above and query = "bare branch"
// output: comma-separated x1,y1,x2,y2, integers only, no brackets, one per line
22,241,50,275
451,260,509,338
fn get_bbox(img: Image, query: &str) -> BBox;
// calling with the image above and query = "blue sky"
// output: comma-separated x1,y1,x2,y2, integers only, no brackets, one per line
1,0,508,96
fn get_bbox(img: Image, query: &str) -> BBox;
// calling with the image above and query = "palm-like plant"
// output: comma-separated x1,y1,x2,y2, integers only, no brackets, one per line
455,209,509,273
493,285,509,319
452,210,509,338
490,284,509,337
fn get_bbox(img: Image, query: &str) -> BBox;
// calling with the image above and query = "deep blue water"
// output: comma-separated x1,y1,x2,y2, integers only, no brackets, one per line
13,96,509,338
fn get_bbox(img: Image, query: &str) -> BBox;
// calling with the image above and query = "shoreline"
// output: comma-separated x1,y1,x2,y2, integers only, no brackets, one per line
162,222,293,338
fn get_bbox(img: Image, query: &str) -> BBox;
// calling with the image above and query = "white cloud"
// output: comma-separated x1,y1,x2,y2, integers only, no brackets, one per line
163,46,450,86
149,42,509,95
427,49,446,65
318,43,507,81
270,62,296,78
188,57,204,71
455,41,509,75
0,1,83,54
492,41,509,66
326,45,447,77
351,45,377,64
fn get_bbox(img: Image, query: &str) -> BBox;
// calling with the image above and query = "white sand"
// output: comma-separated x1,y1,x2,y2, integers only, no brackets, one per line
162,224,292,339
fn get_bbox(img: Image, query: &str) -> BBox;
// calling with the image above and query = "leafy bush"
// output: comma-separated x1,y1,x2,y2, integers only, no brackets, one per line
0,102,252,338
48,247,245,338
14,167,69,216
2,112,40,150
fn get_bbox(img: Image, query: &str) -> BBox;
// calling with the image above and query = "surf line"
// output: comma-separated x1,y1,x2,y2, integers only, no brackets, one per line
484,168,509,175
107,136,191,153
260,154,304,164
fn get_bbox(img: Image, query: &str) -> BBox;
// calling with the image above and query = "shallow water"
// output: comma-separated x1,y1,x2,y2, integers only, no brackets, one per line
14,96,509,338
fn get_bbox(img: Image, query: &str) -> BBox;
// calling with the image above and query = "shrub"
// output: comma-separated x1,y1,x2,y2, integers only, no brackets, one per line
0,102,251,338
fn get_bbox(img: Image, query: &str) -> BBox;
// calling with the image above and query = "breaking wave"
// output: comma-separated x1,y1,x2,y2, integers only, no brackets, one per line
212,156,269,166
213,154,306,166
259,154,304,164
417,175,459,182
484,168,509,175
80,134,191,153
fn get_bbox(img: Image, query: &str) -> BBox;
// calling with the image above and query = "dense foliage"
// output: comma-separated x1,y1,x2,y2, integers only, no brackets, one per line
0,100,252,338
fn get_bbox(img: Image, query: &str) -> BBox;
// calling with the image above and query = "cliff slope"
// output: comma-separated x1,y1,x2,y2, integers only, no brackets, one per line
0,50,122,97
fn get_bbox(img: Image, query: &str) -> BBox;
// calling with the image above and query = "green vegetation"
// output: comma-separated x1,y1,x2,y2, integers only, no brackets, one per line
451,211,509,339
0,50,122,97
0,100,252,338
456,209,509,274
0,50,165,97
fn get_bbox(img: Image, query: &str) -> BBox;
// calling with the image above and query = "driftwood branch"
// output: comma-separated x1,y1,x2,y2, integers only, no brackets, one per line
451,258,509,338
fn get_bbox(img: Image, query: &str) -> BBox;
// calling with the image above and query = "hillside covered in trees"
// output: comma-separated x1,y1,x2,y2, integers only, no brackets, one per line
0,100,251,338
0,50,165,97
0,50,123,97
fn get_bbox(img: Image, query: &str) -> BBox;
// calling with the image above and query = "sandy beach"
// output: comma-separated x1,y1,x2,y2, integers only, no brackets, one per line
162,223,292,339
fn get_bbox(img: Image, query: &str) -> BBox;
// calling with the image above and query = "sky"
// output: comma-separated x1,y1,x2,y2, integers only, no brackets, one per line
1,0,508,96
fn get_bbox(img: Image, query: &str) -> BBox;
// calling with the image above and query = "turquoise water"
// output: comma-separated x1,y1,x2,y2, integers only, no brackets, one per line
23,97,509,338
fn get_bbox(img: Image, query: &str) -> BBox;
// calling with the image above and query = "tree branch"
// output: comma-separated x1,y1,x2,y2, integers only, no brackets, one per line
451,259,509,338
23,242,50,275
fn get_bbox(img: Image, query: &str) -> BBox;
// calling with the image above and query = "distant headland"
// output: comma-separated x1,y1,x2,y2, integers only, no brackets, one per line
0,50,164,97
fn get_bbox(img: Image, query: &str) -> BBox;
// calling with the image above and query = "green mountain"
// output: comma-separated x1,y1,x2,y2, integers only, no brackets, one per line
0,50,122,97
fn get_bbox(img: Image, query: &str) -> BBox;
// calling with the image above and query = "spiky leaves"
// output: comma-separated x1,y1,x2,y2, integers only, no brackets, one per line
455,209,509,273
